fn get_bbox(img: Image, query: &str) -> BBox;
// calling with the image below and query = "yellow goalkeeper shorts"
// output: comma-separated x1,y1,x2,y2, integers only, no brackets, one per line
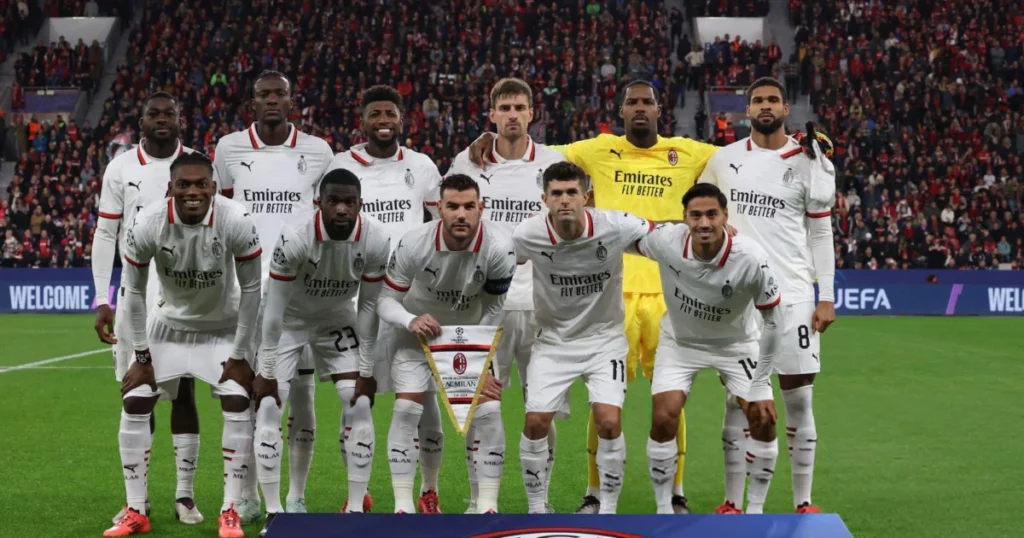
624,292,666,382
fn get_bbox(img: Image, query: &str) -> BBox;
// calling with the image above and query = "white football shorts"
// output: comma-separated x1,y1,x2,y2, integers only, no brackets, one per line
495,310,535,388
651,336,760,398
525,334,628,417
123,317,250,401
273,321,360,382
390,328,437,394
770,301,822,375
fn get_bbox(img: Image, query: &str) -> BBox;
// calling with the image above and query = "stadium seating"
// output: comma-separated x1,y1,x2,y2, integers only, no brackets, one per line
789,0,1024,269
3,0,1022,269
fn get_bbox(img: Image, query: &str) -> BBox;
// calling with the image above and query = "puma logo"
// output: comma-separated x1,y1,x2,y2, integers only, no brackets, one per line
609,149,623,159
651,467,668,475
479,173,493,184
307,258,319,269
260,442,278,450
134,205,144,213
356,441,373,450
729,163,742,174
760,262,769,269
123,464,139,473
540,251,554,262
279,234,288,246
668,265,682,277
391,448,409,457
300,428,315,436
423,267,439,278
525,469,541,479
181,458,196,466
240,161,253,171
127,181,141,190
488,451,505,458
425,437,441,445
161,246,176,256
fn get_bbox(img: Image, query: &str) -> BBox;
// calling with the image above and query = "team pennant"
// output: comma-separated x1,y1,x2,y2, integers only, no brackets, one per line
420,325,503,435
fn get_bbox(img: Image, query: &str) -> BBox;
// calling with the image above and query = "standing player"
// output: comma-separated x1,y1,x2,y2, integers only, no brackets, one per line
471,80,717,513
376,174,514,514
252,169,391,533
699,77,837,513
513,162,655,515
631,184,783,515
104,153,262,538
214,70,335,519
325,85,448,513
91,91,204,525
445,78,565,513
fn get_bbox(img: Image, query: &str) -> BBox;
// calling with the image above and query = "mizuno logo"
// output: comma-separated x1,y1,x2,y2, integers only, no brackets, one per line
127,181,141,190
609,149,623,159
729,163,742,174
240,161,253,171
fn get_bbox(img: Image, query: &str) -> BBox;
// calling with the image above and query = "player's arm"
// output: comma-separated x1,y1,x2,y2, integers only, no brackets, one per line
626,222,675,259
424,163,442,221
355,235,391,377
121,221,155,356
92,163,124,307
377,236,436,334
230,212,264,361
257,231,304,380
805,154,837,333
479,248,515,325
747,254,783,403
213,140,233,198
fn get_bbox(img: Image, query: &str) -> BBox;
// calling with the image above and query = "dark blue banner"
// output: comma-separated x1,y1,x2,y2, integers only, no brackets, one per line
265,513,853,538
1,268,1022,315
0,268,122,313
826,270,1024,315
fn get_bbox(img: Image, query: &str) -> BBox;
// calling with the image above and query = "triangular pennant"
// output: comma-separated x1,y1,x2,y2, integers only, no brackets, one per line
420,325,503,436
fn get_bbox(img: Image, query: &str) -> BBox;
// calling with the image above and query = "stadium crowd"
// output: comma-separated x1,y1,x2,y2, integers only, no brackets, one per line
3,0,1022,270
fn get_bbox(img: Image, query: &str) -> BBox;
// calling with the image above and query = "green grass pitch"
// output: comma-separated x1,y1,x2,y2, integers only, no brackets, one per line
0,315,1020,537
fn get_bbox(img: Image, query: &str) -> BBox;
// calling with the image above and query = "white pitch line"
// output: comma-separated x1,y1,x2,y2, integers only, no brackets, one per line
18,366,111,370
0,348,108,374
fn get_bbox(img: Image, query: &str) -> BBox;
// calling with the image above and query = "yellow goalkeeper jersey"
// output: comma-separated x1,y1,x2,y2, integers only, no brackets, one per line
553,134,718,294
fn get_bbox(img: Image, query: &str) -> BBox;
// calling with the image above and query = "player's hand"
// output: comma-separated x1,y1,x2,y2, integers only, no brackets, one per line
802,121,818,159
353,375,377,408
95,304,117,344
726,224,738,237
252,374,280,410
408,314,443,339
746,399,778,426
480,372,502,400
468,132,498,168
219,358,255,396
121,361,157,396
812,301,836,334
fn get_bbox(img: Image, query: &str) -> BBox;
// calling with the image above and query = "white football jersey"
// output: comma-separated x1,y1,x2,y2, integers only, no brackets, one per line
213,123,334,274
699,137,835,304
123,196,262,330
267,211,391,326
325,144,441,245
447,137,564,310
634,223,781,344
384,221,516,325
98,141,192,255
513,208,654,344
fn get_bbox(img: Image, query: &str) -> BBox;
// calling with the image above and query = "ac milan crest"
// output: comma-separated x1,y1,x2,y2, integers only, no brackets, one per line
668,149,678,166
405,169,415,188
297,155,308,174
453,353,468,375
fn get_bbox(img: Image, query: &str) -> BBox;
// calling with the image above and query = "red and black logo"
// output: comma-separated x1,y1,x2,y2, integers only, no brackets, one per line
453,353,468,375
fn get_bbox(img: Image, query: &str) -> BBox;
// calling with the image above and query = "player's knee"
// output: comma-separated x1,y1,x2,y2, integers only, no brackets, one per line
122,395,157,415
523,413,553,440
649,407,679,442
593,412,621,439
747,419,776,443
221,395,251,413
778,374,814,392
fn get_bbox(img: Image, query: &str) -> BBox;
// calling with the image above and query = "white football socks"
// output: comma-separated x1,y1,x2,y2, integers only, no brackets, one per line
418,395,444,495
172,433,199,501
254,394,285,514
519,434,548,513
286,375,316,502
119,411,152,513
745,438,779,514
388,399,423,513
222,409,254,512
339,381,374,512
596,435,626,514
784,385,817,507
723,392,748,507
647,437,676,514
473,401,505,513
